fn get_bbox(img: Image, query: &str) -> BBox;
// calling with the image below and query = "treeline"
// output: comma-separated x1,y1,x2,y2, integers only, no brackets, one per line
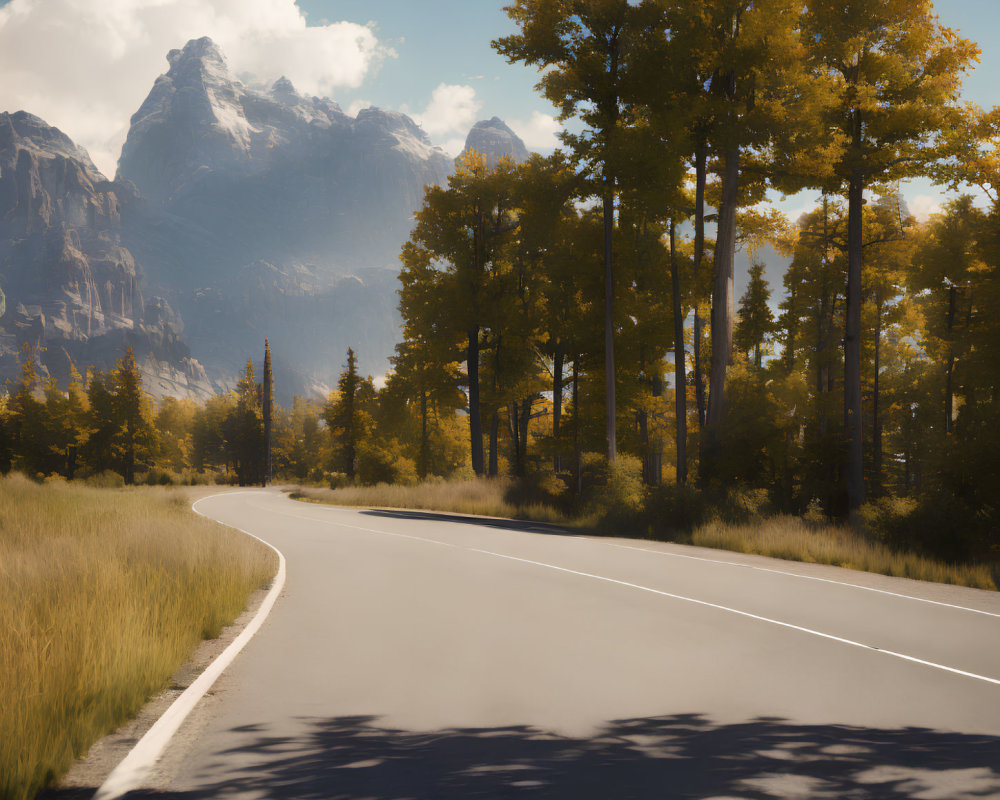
382,0,997,557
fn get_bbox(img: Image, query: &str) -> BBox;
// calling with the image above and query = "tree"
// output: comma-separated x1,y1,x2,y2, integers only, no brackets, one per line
400,151,519,475
495,0,660,462
262,339,274,486
800,0,979,512
325,348,372,481
229,357,263,486
734,260,776,369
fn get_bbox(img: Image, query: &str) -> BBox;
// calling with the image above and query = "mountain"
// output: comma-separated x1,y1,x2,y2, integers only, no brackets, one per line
462,117,530,167
1,37,536,401
115,37,456,396
0,110,218,398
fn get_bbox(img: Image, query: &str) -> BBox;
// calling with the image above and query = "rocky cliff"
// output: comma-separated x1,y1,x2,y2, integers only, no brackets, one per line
1,38,536,401
462,117,530,167
0,111,219,398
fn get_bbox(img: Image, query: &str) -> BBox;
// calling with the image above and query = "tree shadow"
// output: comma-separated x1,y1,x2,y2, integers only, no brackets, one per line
42,714,1000,799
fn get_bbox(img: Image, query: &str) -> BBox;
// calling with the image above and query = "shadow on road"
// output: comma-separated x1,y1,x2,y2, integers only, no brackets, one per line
41,714,1000,799
360,508,575,537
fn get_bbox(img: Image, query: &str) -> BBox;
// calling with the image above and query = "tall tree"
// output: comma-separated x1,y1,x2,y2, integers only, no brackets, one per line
495,0,657,462
800,0,979,512
262,339,274,486
400,152,519,475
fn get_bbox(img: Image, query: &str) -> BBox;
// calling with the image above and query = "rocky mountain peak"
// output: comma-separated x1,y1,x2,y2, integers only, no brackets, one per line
462,117,530,167
270,76,298,100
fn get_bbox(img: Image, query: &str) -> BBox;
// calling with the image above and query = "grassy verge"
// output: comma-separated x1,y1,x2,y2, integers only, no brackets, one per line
292,480,996,591
0,475,277,800
689,516,996,590
292,479,570,524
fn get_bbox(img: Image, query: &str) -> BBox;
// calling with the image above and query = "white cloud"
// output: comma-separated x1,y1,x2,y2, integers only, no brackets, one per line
412,83,481,138
441,137,467,158
508,111,561,151
909,194,942,222
347,99,374,117
0,0,391,176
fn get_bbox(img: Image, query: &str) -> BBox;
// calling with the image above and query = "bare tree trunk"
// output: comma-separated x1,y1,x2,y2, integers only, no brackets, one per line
419,389,429,480
693,142,707,429
945,284,957,434
488,411,499,477
702,147,739,475
467,327,483,475
872,300,883,494
670,219,687,485
603,189,617,462
553,348,563,472
844,171,865,513
573,356,582,498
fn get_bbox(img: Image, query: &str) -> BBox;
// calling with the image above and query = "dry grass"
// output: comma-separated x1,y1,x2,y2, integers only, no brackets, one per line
691,516,997,590
0,475,277,800
293,479,569,525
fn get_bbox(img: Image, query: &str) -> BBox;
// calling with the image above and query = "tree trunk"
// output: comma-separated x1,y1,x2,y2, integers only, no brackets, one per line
872,300,883,494
693,142,707,429
670,219,687,485
573,356,582,498
519,397,531,475
603,189,617,462
488,411,499,477
702,147,740,475
844,171,865,513
553,348,563,472
419,389,429,480
945,284,957,434
467,327,484,475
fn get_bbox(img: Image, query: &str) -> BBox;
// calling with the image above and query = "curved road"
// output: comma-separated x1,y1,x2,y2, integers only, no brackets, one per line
141,490,1000,798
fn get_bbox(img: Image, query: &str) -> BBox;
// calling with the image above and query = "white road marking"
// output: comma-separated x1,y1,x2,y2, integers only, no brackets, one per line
279,500,1000,688
603,541,1000,619
93,492,287,800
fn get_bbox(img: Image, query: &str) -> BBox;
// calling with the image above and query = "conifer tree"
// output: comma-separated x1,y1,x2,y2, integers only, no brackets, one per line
734,261,776,370
262,339,274,486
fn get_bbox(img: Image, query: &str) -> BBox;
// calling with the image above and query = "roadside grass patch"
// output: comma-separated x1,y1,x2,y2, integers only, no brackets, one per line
0,475,277,800
292,479,569,525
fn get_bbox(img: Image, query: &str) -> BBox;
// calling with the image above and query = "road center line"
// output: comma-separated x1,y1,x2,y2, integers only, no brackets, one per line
278,500,1000,688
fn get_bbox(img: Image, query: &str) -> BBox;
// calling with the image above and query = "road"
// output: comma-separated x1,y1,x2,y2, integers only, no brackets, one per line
136,490,1000,798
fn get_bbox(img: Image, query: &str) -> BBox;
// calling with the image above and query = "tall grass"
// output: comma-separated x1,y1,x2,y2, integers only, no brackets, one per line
0,475,277,800
691,516,996,590
293,479,568,524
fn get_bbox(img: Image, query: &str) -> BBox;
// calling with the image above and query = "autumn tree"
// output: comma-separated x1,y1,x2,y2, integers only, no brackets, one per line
495,0,661,461
800,0,979,512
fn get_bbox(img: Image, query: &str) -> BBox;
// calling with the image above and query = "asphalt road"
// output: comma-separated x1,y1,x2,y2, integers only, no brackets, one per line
139,490,1000,799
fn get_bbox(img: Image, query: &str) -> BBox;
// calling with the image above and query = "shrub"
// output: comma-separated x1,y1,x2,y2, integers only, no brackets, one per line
646,483,707,539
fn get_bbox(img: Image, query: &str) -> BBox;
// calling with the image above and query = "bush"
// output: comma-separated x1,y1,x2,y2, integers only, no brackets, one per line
583,454,646,533
646,483,707,539
358,438,418,486
83,469,125,488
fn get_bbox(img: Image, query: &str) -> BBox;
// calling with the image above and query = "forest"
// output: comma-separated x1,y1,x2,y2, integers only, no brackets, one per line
1,0,998,565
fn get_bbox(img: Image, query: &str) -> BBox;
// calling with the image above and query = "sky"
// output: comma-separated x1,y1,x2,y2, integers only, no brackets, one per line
0,0,997,217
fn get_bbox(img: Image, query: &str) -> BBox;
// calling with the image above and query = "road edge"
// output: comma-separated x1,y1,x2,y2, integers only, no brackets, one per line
92,490,287,800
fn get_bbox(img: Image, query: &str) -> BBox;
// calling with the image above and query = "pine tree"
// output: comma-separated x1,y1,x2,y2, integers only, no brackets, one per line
734,261,776,370
262,339,274,486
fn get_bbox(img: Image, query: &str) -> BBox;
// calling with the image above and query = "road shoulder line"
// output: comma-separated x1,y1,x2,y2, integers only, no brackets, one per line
92,491,287,800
